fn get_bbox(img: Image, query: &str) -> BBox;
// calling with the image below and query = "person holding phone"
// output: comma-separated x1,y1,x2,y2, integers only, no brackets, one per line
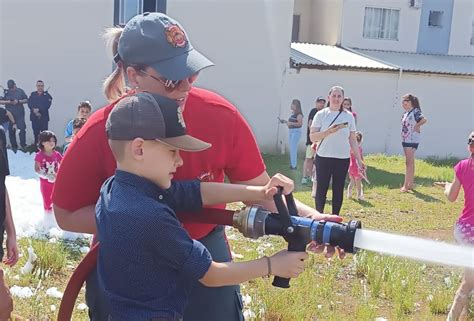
309,86,365,215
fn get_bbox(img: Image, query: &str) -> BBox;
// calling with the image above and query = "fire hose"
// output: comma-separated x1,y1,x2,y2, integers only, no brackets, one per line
57,191,361,320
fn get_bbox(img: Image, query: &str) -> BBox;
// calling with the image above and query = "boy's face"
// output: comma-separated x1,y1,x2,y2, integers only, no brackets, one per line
78,107,91,119
142,140,183,189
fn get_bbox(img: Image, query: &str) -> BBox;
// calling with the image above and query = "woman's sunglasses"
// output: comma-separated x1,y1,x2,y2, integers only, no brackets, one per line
137,69,198,92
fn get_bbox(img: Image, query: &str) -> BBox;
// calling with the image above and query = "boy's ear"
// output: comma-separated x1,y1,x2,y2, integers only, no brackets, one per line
130,138,145,159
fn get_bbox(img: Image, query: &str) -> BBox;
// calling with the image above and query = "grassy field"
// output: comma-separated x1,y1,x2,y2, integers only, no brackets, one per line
5,153,473,320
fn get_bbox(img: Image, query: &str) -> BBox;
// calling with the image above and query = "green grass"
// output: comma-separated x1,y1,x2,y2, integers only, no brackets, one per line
4,153,472,320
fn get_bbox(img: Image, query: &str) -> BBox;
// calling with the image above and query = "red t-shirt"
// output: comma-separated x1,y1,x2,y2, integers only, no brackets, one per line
52,87,265,239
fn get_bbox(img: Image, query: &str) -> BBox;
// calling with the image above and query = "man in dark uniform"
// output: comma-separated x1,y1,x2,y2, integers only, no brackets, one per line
3,80,28,151
28,80,53,144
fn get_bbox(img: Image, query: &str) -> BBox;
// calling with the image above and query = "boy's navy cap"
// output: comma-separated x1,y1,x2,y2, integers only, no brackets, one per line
106,92,211,152
316,96,326,102
117,12,214,81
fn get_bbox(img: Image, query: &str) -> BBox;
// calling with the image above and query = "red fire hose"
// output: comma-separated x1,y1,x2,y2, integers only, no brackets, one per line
57,208,236,321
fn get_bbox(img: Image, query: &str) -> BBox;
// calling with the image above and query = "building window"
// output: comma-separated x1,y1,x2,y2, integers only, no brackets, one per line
115,0,167,26
292,15,300,42
428,10,443,27
363,7,399,40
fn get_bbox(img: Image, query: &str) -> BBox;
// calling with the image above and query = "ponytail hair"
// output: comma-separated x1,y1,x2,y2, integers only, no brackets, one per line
403,93,421,110
103,27,127,102
328,85,345,111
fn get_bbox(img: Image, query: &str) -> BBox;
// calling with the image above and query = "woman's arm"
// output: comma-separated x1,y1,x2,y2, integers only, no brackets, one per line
200,173,293,206
3,188,18,267
310,125,340,143
54,205,97,234
414,118,427,133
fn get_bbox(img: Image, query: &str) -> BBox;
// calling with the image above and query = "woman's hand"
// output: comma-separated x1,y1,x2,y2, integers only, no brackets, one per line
414,125,421,133
326,124,341,134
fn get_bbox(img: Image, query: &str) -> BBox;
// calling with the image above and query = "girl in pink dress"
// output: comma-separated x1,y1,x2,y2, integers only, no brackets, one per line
437,132,474,320
34,131,62,212
347,131,364,200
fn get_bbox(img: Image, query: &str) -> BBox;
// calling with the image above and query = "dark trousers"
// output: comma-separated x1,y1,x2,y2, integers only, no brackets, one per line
8,114,26,149
86,226,243,321
31,117,49,144
315,155,350,215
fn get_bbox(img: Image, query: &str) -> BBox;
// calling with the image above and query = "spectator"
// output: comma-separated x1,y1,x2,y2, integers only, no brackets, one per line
400,93,427,193
302,96,325,185
342,97,357,125
64,101,92,143
347,131,365,200
0,104,17,136
28,80,53,145
3,80,28,151
279,99,303,170
310,85,365,215
436,132,474,320
34,131,62,213
63,117,87,154
0,125,18,320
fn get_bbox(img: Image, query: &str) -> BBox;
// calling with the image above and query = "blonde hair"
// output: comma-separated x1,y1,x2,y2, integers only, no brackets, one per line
103,27,127,102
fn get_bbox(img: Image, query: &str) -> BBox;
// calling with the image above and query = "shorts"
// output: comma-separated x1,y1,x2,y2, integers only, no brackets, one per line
305,145,315,159
402,142,419,150
454,222,474,246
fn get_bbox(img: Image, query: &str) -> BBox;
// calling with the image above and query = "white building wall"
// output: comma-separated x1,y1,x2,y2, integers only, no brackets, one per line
0,0,114,145
449,0,474,56
341,0,422,52
282,68,474,158
168,0,294,152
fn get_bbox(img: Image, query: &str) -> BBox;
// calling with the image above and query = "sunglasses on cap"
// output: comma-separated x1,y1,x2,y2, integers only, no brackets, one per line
136,68,199,92
469,137,474,145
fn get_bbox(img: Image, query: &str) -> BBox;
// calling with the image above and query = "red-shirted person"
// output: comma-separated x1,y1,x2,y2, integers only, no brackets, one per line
52,12,343,321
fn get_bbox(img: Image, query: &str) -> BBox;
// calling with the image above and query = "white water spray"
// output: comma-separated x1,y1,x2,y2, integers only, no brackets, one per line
354,229,474,269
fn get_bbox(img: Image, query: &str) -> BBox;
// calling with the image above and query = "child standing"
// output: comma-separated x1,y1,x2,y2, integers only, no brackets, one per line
436,132,474,320
347,131,365,200
64,101,92,143
400,93,427,192
34,131,62,212
98,93,308,320
63,117,87,154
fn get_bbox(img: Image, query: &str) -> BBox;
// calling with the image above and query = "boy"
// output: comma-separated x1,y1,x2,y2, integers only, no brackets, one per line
97,92,308,321
0,126,18,320
63,117,87,154
64,101,91,143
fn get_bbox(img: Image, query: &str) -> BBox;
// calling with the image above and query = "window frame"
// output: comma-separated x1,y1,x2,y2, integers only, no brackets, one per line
362,6,400,41
114,0,167,26
428,10,443,28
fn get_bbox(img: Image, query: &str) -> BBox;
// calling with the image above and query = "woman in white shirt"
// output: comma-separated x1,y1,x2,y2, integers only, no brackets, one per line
310,86,365,214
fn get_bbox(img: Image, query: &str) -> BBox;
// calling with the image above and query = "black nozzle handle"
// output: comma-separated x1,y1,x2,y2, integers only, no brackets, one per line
272,187,293,231
272,240,306,288
285,193,298,216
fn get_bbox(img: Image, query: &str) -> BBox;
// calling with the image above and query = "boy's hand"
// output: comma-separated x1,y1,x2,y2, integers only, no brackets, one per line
3,236,18,267
262,173,294,199
270,250,307,278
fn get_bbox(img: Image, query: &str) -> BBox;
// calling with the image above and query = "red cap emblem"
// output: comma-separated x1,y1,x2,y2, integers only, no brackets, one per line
165,24,187,48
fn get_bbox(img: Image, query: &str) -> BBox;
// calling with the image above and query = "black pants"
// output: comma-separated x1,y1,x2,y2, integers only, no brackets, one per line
315,155,350,215
31,117,49,144
8,113,26,148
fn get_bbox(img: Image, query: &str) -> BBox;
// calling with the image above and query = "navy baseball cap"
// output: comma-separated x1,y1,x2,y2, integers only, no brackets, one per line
316,96,326,102
106,92,211,152
116,12,214,81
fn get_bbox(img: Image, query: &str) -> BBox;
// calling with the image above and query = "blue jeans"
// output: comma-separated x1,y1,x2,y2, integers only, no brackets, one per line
86,226,243,321
288,127,302,168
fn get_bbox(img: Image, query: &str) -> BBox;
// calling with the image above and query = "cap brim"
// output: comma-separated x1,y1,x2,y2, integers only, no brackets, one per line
150,48,214,81
157,135,211,152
